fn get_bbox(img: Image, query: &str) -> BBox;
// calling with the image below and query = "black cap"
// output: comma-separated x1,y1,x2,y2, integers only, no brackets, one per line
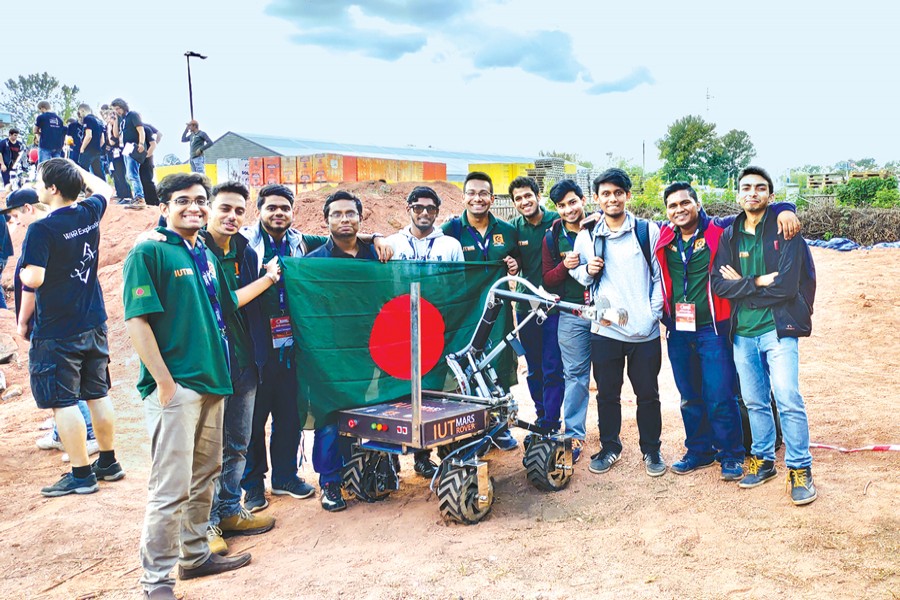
1,188,39,213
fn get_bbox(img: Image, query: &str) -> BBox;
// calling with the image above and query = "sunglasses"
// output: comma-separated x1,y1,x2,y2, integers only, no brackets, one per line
409,204,438,215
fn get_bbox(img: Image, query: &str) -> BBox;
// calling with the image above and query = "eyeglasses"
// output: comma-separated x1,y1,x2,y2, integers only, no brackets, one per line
328,210,359,221
170,197,209,207
464,190,492,200
409,204,438,215
598,189,627,200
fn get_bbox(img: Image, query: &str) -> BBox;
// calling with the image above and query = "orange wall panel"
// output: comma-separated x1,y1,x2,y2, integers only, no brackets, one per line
297,155,314,186
342,156,357,182
263,157,281,185
248,157,265,188
280,156,298,185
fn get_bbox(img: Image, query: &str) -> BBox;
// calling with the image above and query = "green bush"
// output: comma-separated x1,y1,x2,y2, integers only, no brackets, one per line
872,187,900,208
835,177,898,207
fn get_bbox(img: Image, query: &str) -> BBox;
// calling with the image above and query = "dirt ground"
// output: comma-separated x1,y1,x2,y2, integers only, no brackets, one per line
0,189,897,600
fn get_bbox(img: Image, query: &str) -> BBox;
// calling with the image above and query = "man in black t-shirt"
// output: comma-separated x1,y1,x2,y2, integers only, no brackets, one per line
77,104,106,178
20,158,124,497
0,128,25,186
139,123,161,206
110,98,146,207
33,101,65,163
66,118,83,164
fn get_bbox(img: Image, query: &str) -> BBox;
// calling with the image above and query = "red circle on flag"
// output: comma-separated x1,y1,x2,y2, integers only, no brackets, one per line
369,294,445,380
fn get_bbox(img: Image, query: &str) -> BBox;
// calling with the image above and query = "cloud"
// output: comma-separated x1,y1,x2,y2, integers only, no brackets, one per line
291,30,427,60
473,31,589,83
586,67,655,95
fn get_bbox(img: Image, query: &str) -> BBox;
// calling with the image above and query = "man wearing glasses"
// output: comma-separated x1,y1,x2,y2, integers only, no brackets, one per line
441,171,520,450
385,186,463,477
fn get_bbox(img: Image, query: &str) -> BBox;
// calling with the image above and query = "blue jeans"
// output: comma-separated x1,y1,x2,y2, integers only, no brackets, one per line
52,400,96,440
312,422,353,486
242,357,301,490
733,331,811,468
516,312,564,430
210,365,257,526
557,312,592,440
38,148,63,163
78,150,104,179
667,325,744,462
190,156,206,173
124,155,144,199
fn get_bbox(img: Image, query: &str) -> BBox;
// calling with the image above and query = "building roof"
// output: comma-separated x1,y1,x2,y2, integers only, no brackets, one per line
220,132,536,180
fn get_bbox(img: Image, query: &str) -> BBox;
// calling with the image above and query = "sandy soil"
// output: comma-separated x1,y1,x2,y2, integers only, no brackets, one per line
0,189,897,600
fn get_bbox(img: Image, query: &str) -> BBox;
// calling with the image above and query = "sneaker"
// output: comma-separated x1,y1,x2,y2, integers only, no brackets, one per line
494,430,518,452
588,450,620,474
243,486,268,513
720,460,745,481
643,451,667,477
571,439,584,464
178,551,251,580
36,432,64,451
206,525,229,556
738,456,777,488
91,458,126,481
62,438,101,463
671,454,715,475
219,507,275,537
787,467,817,506
271,478,315,499
40,472,99,497
125,197,147,210
414,456,438,478
320,481,347,512
116,197,133,205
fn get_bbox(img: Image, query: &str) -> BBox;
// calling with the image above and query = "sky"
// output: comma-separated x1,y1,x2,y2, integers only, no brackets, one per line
5,0,899,180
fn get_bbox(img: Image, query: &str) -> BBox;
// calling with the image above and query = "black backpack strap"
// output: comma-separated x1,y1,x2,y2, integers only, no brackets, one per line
448,216,462,241
634,218,652,269
546,219,564,267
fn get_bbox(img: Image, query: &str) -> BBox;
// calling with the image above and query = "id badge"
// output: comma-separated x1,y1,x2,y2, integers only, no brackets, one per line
675,303,696,332
584,288,593,306
270,316,294,348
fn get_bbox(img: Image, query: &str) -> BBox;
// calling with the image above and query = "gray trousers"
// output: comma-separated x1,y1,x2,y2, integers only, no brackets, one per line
140,384,224,592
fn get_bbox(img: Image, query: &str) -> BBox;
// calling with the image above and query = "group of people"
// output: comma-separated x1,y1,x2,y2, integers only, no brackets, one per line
11,153,817,599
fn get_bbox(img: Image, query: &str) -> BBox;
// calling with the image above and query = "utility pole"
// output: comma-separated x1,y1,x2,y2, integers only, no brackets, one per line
184,51,208,120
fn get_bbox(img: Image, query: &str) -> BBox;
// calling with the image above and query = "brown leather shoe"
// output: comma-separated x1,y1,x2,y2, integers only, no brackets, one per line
218,508,275,537
178,552,251,580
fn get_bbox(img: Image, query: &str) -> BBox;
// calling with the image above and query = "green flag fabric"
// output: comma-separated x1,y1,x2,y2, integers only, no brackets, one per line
282,258,515,428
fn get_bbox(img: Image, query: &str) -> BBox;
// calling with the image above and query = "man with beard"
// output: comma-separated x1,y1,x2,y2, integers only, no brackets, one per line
385,186,463,477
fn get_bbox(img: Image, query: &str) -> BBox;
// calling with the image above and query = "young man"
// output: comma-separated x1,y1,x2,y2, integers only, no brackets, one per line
442,171,520,450
102,104,132,201
138,122,160,206
66,118,83,164
20,159,122,496
571,168,666,477
0,129,25,186
541,180,590,462
77,105,106,178
656,182,746,481
509,176,564,439
33,101,65,163
182,120,213,174
711,166,817,506
110,98,146,207
385,186,463,477
124,173,258,599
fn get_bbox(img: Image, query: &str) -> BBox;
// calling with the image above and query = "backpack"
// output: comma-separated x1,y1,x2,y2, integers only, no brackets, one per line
799,242,816,314
589,217,652,276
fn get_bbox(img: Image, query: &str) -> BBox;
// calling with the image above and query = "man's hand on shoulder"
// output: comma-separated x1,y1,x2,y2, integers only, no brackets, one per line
372,237,394,262
134,229,167,247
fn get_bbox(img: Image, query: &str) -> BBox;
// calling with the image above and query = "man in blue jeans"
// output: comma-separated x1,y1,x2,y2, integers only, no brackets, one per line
110,98,146,208
33,101,65,163
711,166,817,506
655,182,746,481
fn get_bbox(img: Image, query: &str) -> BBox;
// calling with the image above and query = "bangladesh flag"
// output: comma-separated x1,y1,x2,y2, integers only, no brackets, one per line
282,259,516,428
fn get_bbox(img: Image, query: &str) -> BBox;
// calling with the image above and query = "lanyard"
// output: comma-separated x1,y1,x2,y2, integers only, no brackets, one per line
676,230,700,301
407,237,436,261
563,228,577,249
174,232,230,373
266,232,290,313
465,225,493,261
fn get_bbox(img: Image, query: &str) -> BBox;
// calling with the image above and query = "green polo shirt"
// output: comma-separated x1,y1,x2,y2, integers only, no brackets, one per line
554,225,587,304
665,234,713,327
123,228,238,399
510,209,559,289
735,213,776,337
441,212,519,263
207,237,252,371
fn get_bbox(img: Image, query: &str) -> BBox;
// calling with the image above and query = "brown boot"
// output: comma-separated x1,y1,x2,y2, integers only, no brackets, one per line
206,525,228,556
218,507,275,537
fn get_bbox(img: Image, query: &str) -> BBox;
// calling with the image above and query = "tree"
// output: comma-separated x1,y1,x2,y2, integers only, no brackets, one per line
656,115,718,183
714,129,756,187
0,72,83,134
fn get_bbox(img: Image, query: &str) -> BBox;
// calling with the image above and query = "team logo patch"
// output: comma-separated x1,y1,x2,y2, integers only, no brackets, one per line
518,240,528,246
694,238,707,251
739,251,750,258
132,285,152,299
492,234,504,245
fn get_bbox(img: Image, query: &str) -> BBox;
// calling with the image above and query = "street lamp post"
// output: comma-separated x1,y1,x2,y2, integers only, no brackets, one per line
184,51,207,120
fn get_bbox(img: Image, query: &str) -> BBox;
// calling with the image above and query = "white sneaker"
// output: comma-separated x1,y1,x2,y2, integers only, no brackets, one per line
36,432,64,451
62,438,101,463
39,417,55,430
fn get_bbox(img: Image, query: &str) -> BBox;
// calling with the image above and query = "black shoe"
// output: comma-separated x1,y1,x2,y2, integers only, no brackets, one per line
588,450,620,474
494,430,518,452
91,459,126,481
243,486,268,513
271,478,315,499
738,456,777,488
787,466,817,506
41,472,99,497
320,481,347,512
643,451,667,477
178,552,251,580
414,457,438,478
